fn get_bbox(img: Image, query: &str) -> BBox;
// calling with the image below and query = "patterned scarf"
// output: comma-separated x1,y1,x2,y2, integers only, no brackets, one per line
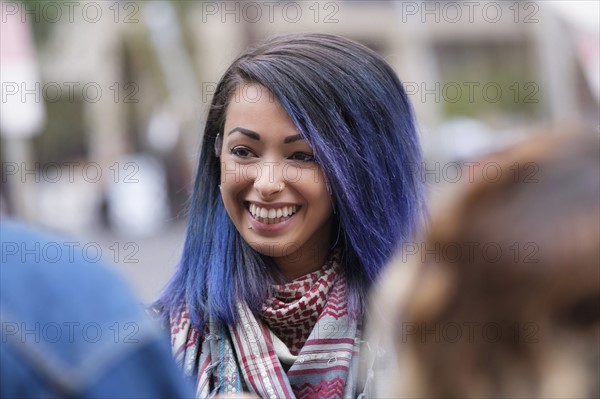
170,256,362,398
261,255,339,355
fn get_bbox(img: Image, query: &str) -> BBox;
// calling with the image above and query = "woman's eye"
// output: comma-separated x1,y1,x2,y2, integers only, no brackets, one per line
230,147,255,158
290,152,316,162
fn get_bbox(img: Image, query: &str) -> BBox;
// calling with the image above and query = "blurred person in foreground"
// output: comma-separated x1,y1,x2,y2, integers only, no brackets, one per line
0,218,194,398
366,132,600,398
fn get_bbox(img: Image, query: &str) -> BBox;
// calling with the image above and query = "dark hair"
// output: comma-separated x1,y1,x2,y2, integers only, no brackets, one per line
380,132,600,397
157,33,425,327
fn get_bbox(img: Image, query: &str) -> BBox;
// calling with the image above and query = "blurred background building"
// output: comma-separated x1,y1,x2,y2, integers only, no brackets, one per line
1,0,598,302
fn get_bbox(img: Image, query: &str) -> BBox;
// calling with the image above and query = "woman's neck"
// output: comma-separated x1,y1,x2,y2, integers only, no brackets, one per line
274,247,331,281
273,220,334,281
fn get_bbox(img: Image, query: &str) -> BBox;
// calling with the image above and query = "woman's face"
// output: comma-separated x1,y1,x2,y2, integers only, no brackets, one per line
219,84,333,279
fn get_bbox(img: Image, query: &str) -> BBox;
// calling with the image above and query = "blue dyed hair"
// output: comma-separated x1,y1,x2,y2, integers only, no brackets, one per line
157,33,425,328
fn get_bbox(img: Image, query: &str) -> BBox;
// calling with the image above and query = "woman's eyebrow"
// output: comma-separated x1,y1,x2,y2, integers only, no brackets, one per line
283,134,304,144
227,127,260,140
228,128,304,145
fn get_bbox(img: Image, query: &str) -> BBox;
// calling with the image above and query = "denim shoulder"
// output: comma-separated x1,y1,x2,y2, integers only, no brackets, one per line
0,218,193,398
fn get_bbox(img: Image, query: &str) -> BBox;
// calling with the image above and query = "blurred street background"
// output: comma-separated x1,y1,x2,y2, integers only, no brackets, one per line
1,0,598,302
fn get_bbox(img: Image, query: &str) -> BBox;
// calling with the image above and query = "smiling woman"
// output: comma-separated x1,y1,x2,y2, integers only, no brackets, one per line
155,33,425,398
220,84,334,280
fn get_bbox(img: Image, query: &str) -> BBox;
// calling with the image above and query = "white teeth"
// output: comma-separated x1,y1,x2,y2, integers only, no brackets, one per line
249,204,298,221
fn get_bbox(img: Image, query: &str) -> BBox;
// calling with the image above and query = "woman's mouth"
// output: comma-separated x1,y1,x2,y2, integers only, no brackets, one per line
248,203,299,224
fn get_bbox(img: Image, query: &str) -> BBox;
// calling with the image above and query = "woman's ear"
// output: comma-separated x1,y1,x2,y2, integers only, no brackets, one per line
214,133,223,158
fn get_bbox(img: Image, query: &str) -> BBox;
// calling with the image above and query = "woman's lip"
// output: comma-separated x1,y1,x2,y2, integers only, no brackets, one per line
246,207,298,233
245,201,300,209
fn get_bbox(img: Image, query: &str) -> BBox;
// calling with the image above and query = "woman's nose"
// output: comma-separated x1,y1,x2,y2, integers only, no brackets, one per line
253,162,285,198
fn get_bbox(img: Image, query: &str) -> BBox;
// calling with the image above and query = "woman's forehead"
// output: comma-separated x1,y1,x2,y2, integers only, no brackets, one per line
224,84,301,141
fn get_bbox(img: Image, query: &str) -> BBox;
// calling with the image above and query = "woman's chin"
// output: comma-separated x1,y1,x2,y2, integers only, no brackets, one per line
249,242,295,259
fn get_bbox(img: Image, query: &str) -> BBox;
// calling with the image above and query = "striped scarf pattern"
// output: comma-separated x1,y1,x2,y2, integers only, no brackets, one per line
170,259,362,398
